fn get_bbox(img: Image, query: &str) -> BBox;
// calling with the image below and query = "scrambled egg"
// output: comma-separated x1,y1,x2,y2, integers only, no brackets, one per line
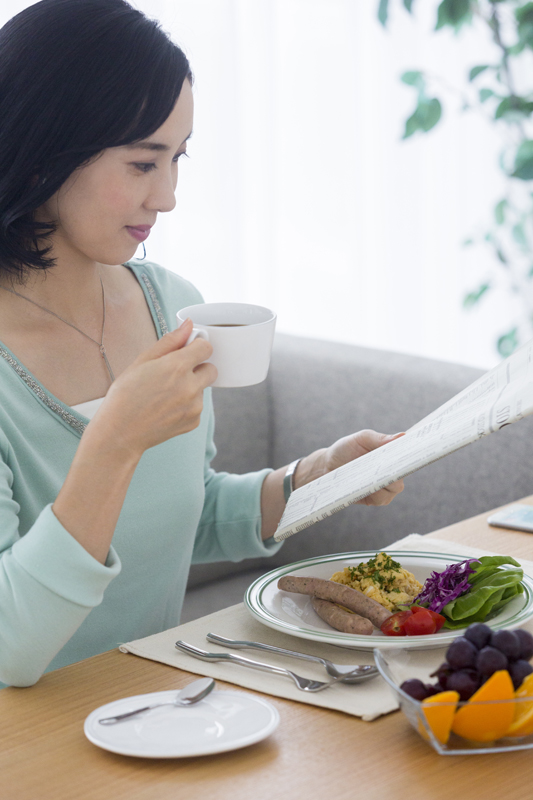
331,552,423,612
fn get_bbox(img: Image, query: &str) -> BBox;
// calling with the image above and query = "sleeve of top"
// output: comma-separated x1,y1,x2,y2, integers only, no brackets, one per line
0,442,121,687
191,392,284,564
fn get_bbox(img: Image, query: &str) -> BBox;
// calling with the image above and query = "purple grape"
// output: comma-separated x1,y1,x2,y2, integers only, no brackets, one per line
424,683,441,697
508,659,533,691
490,629,521,660
515,629,533,661
430,662,453,691
446,669,481,701
400,678,429,701
446,637,478,670
476,646,508,677
464,623,492,650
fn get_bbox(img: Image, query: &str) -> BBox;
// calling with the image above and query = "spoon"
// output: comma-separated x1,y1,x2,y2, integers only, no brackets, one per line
98,677,216,724
205,633,378,684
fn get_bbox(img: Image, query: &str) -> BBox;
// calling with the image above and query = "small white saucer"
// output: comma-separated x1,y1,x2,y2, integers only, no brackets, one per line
84,688,280,758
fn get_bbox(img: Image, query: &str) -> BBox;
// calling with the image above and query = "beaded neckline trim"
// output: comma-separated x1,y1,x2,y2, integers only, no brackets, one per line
0,271,168,435
0,347,87,434
140,273,168,336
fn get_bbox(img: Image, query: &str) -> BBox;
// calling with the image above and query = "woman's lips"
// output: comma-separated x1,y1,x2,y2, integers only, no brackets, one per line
126,225,152,242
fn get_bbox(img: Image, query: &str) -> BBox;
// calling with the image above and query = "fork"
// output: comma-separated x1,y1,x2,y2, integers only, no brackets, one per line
205,633,378,684
175,640,359,692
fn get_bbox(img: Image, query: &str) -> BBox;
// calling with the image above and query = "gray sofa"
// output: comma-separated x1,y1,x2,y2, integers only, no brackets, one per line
181,333,533,622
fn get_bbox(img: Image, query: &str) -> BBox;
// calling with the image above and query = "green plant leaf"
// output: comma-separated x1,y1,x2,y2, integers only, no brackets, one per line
496,248,508,264
498,149,509,172
512,222,528,247
378,0,389,26
479,88,495,103
516,2,533,50
403,0,414,10
497,327,519,357
469,65,489,81
509,41,526,56
513,139,533,179
463,282,490,308
516,2,533,23
436,0,472,31
401,70,425,90
494,199,507,224
403,114,419,139
495,95,533,120
402,97,442,138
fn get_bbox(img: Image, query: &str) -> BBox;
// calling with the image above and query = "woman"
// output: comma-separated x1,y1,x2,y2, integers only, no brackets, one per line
0,0,403,687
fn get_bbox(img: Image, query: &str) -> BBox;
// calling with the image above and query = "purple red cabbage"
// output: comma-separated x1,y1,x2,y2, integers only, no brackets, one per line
413,558,479,614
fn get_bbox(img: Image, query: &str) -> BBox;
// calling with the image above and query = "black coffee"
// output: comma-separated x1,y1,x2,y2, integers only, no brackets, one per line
209,323,248,327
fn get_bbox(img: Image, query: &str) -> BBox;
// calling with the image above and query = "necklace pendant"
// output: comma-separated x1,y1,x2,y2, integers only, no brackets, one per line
99,344,115,383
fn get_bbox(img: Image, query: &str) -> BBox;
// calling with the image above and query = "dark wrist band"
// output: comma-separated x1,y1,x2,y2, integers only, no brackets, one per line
283,458,302,503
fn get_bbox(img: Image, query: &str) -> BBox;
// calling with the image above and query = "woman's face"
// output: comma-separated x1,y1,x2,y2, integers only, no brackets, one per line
38,80,194,267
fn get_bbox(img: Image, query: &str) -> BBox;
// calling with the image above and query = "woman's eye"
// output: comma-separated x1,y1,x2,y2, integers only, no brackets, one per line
132,153,188,173
133,162,156,173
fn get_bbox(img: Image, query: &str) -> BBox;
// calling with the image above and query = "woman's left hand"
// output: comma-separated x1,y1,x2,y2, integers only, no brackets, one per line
260,429,405,539
294,429,405,506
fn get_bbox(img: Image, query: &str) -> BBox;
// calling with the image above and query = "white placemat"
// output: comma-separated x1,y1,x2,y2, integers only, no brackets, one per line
119,534,533,721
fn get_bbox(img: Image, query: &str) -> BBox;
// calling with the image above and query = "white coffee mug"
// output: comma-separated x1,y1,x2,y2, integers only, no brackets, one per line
176,302,276,388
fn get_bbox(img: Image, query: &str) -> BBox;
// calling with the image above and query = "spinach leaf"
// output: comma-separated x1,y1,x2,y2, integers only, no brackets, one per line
440,556,523,628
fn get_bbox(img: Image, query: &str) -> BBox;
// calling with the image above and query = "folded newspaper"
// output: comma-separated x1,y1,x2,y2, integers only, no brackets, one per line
273,338,533,542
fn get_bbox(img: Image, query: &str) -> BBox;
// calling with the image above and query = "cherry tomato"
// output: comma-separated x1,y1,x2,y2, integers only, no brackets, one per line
403,608,437,636
426,610,445,632
410,605,446,632
380,610,413,636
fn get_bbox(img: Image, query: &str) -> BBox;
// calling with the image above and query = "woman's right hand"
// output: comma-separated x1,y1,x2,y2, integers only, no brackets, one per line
89,318,217,456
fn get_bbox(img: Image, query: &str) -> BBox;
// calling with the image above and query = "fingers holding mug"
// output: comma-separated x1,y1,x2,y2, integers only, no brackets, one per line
184,326,210,347
192,359,218,387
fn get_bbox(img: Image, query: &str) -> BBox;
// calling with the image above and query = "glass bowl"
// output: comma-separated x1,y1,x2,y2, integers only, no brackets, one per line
373,647,533,755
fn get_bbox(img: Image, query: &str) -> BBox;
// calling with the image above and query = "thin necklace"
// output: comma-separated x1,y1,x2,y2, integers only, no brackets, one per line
0,275,115,383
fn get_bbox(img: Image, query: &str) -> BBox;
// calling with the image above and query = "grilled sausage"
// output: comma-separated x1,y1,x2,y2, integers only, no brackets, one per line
311,597,374,635
277,575,393,628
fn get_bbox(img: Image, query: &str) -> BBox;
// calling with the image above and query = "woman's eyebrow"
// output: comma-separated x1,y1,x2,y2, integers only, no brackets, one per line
125,131,193,152
126,141,168,152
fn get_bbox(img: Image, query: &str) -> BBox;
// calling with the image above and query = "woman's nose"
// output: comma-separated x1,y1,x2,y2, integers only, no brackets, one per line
146,171,177,213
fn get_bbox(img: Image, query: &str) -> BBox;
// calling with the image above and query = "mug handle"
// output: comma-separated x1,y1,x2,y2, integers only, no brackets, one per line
185,327,210,347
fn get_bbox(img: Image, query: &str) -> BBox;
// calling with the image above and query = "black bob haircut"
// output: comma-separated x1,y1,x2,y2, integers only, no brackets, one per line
0,0,192,281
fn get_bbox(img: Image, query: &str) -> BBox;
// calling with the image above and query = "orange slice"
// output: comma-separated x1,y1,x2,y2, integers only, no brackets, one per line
451,670,515,743
515,672,533,701
505,673,533,738
505,704,533,737
420,691,459,744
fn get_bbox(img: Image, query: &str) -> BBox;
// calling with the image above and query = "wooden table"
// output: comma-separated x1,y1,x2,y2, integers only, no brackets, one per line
2,497,533,800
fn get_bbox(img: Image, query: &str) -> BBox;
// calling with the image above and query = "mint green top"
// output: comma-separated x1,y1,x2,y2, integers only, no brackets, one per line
0,261,280,687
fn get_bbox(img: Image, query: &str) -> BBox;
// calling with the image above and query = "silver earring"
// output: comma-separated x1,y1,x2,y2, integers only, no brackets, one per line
139,242,147,260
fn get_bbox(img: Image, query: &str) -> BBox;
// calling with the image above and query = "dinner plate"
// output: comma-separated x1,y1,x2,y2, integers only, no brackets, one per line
244,550,533,651
84,689,280,758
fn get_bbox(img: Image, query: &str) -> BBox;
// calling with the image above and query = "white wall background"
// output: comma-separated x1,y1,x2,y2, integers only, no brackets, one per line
1,0,521,369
